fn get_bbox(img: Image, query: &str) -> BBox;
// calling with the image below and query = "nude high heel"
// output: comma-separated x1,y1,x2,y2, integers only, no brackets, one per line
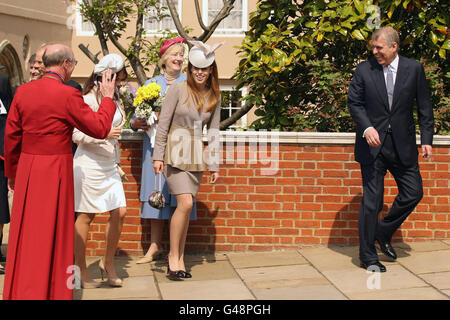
99,259,123,287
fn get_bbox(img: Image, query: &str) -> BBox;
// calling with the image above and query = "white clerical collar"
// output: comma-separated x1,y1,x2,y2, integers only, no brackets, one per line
0,98,7,115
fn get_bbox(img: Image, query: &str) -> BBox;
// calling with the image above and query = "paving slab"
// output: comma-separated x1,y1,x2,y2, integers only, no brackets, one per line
322,264,429,297
158,279,254,300
85,256,152,279
394,240,450,253
236,264,328,289
152,259,238,283
419,272,450,290
349,287,449,300
298,246,362,271
74,275,159,300
227,250,307,269
398,250,450,274
252,285,348,300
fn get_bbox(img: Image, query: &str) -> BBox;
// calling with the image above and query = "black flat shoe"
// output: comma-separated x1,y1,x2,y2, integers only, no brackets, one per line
0,267,5,275
376,238,397,260
360,261,386,272
167,267,184,280
179,271,192,279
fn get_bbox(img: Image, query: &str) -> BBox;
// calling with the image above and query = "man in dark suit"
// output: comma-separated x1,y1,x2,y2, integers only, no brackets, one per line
0,67,13,273
348,27,434,272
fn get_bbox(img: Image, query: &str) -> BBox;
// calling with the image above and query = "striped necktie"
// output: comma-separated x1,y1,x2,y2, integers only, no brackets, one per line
386,65,394,110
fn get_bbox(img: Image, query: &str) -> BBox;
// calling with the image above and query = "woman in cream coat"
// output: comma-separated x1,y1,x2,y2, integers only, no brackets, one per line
73,54,127,288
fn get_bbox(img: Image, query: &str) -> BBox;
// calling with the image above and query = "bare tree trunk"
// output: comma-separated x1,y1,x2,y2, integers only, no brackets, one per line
220,102,254,130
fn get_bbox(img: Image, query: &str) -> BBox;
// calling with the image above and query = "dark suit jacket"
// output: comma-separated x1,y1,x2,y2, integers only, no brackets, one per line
0,73,13,159
348,55,434,167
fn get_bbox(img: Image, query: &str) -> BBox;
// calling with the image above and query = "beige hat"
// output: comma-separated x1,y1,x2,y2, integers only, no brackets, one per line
188,40,224,68
94,53,124,75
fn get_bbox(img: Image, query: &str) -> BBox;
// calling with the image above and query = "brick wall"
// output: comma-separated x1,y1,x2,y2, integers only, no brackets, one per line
85,131,450,256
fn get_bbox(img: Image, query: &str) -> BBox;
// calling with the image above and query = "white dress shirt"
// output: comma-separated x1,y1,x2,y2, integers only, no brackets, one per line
363,54,399,137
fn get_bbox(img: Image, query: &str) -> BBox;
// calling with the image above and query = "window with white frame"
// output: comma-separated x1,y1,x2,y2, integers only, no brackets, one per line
143,0,182,33
203,0,247,36
75,0,96,36
220,86,247,129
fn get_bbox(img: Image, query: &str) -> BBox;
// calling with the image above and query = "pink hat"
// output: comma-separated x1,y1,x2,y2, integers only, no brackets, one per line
159,36,186,57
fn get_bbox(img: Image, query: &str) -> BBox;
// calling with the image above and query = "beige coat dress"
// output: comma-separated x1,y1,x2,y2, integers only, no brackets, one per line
152,81,221,196
73,90,126,212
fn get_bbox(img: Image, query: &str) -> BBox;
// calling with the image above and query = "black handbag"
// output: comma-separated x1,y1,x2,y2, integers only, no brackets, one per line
149,173,165,209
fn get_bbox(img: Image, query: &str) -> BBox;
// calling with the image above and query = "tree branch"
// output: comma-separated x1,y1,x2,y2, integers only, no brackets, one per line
198,0,235,42
194,0,208,31
78,44,101,64
220,101,253,130
166,0,191,40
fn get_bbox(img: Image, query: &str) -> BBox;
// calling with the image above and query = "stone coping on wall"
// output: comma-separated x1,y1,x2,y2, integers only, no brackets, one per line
120,129,450,146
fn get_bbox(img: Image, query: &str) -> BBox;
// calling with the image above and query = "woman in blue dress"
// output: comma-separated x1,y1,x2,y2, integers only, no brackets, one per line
131,36,196,264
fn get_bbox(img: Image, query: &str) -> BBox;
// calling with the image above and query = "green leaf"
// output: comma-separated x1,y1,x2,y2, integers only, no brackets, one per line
430,32,438,45
353,0,364,14
442,39,450,50
352,30,365,40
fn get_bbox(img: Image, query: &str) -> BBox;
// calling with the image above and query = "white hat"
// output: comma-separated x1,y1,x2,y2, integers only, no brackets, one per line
188,40,224,68
94,53,124,75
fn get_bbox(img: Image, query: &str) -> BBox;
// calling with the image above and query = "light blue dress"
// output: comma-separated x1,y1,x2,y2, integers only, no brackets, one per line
131,73,197,220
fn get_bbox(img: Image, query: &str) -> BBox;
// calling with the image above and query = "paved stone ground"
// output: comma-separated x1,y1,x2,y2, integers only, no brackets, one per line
1,215,449,301
64,241,450,299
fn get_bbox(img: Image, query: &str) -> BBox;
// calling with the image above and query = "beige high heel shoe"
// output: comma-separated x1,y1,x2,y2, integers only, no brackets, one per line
99,259,123,287
136,243,162,264
81,279,101,289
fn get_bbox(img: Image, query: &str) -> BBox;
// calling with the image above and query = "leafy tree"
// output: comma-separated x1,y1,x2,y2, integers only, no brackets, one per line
75,0,237,85
234,0,449,133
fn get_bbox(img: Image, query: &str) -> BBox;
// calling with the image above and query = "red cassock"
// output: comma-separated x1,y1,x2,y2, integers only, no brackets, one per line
3,75,116,300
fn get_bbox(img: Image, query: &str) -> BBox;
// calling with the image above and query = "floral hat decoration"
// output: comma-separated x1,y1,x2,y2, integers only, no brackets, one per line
188,40,224,68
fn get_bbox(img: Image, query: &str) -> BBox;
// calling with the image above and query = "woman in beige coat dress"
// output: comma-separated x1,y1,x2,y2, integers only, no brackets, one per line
153,41,222,279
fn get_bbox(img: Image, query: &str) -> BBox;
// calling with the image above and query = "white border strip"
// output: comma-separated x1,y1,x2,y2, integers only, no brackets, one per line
120,130,450,146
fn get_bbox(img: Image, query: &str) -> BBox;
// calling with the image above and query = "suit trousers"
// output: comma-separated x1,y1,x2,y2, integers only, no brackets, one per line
358,133,423,263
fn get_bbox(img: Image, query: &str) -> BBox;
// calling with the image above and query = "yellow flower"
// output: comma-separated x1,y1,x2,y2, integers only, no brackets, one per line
133,83,162,107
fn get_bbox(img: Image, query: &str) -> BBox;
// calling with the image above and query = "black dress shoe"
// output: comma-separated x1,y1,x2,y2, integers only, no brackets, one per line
0,266,5,275
376,238,397,260
360,261,386,272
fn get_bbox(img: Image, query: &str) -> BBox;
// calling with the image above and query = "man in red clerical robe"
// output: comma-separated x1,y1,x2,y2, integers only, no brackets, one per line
3,44,118,300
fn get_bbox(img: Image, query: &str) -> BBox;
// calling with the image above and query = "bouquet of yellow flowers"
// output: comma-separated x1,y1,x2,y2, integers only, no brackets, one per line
133,82,164,119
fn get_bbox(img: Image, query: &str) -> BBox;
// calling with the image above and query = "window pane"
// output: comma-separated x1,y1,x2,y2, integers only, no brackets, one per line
144,0,179,32
222,11,242,29
208,0,244,32
209,0,223,10
82,20,96,32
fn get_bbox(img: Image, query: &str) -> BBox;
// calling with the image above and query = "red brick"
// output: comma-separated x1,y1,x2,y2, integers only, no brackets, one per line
275,194,301,202
209,193,234,201
323,153,350,161
249,177,275,185
254,220,280,227
247,228,273,235
227,236,253,243
298,153,322,160
249,194,274,202
317,178,342,186
295,220,320,228
255,202,281,210
228,169,255,176
274,228,299,235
